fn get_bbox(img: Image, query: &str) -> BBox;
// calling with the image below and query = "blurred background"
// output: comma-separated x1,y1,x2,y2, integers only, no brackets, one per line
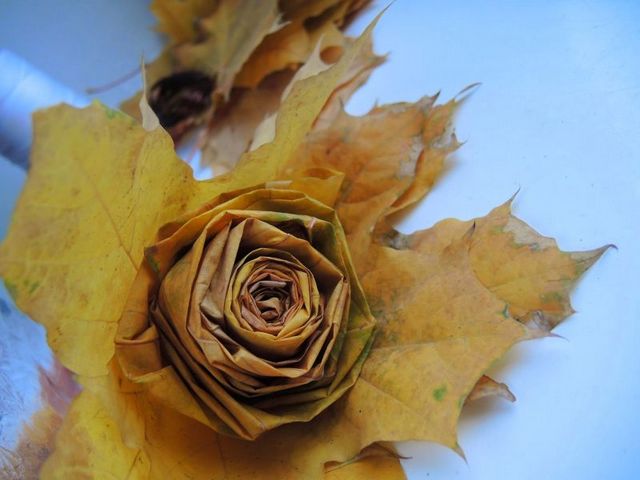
1,1,639,478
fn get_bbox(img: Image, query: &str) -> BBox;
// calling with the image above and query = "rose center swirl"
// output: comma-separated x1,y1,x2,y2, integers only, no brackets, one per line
239,262,303,334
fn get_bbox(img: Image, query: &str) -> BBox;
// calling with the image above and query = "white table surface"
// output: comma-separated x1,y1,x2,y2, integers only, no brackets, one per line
1,1,638,479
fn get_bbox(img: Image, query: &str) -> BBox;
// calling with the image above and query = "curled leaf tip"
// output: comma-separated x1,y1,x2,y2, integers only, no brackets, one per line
454,82,482,102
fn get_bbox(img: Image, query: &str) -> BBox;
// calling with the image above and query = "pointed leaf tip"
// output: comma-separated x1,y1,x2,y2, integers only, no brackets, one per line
139,58,160,132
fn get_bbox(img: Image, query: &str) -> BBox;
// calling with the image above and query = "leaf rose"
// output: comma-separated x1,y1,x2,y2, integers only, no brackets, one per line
116,188,375,439
0,15,607,480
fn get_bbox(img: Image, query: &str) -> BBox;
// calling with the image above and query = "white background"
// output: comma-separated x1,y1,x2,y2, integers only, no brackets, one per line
1,1,639,479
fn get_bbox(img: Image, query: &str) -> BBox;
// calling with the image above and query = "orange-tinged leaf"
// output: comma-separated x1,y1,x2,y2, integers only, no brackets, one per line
302,1,358,59
234,0,359,88
293,96,455,206
289,95,458,271
408,200,611,330
234,21,312,88
233,0,368,89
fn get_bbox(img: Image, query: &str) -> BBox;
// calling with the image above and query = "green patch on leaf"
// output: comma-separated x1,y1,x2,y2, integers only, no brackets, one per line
101,103,130,122
28,281,40,294
147,254,160,274
540,291,563,304
489,225,504,235
4,280,17,298
433,385,447,401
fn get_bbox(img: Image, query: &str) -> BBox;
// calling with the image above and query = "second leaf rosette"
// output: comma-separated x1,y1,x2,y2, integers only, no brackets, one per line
116,188,376,440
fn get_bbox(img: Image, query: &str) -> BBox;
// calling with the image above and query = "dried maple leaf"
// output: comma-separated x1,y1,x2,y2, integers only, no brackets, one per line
0,12,607,480
234,0,363,89
121,0,373,155
203,33,384,173
172,0,282,98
